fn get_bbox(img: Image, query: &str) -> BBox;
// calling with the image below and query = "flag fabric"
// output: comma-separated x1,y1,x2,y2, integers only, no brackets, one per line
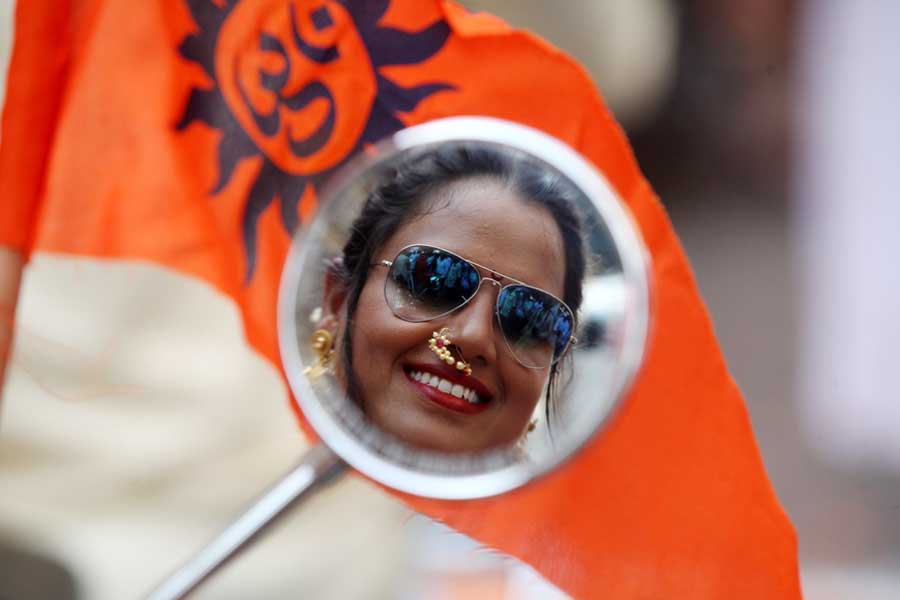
0,1,801,598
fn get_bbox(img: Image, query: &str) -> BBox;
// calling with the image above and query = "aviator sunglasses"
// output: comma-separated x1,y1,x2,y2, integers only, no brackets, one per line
374,245,576,369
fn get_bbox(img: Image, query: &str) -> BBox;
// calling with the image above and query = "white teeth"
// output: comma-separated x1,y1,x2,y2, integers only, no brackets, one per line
408,370,483,404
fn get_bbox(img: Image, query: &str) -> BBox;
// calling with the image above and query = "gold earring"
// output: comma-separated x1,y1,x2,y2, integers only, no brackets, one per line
527,419,537,433
304,329,335,379
428,328,472,376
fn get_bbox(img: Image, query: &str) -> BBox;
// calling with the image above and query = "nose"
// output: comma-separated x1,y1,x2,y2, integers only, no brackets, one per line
445,280,500,367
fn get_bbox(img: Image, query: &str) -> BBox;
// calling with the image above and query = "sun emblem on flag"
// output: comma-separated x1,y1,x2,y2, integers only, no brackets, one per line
176,0,455,281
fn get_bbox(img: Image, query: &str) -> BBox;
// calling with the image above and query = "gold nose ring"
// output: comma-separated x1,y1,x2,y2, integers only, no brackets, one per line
427,328,472,376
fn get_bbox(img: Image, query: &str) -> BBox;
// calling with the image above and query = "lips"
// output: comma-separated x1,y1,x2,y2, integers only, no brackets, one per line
409,369,485,403
404,362,494,415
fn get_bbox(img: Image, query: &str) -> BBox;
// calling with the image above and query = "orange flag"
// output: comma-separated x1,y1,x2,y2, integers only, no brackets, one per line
0,1,801,597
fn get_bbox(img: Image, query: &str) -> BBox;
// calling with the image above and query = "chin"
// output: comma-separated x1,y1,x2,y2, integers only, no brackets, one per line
376,415,519,454
358,379,523,453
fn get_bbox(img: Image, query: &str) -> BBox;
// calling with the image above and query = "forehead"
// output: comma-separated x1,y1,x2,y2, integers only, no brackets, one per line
378,177,567,296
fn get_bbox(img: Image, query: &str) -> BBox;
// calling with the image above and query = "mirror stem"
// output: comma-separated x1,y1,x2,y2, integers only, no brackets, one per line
146,444,345,600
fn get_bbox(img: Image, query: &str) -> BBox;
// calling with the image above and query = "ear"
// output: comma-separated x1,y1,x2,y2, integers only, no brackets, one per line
319,257,348,332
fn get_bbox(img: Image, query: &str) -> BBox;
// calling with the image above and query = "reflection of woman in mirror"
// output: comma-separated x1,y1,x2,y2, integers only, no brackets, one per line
316,144,586,453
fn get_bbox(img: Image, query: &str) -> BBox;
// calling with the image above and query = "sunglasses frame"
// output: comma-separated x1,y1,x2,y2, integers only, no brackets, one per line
374,244,578,369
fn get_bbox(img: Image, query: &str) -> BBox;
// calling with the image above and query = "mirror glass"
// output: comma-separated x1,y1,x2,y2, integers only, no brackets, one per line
278,117,650,499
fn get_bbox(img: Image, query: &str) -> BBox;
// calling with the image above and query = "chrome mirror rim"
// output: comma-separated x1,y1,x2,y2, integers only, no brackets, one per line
277,116,651,499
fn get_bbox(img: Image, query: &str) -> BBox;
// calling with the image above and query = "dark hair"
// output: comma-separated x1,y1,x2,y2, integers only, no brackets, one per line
336,143,586,424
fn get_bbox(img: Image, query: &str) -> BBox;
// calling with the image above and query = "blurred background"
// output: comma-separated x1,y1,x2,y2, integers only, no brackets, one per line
1,0,898,598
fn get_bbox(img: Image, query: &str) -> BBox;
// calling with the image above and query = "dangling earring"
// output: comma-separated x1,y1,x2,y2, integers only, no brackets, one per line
527,419,537,433
428,328,472,376
304,329,335,379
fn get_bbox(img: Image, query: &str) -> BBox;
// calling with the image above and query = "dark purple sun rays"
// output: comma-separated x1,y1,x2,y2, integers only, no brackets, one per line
176,0,455,282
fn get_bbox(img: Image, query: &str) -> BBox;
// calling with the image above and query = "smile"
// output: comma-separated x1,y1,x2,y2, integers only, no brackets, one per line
403,364,493,416
408,369,484,404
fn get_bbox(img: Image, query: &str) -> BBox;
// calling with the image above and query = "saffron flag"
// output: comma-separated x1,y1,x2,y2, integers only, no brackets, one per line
0,1,801,597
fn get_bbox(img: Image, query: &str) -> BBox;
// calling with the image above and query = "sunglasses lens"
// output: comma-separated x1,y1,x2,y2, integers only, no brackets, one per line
496,285,574,368
385,246,480,321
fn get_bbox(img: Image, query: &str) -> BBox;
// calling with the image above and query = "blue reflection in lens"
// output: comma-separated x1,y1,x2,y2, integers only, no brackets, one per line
497,286,572,362
390,247,480,313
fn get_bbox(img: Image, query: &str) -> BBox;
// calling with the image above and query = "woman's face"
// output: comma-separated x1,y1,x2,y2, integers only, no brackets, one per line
339,177,567,453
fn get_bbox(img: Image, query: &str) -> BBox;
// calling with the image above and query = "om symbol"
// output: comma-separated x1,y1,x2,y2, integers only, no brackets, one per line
217,0,377,175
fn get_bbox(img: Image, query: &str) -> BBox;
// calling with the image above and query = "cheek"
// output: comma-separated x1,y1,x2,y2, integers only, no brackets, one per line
498,363,548,424
345,281,413,389
348,283,386,366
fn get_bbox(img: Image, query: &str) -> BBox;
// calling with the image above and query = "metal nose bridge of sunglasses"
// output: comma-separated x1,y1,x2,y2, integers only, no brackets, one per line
462,274,505,313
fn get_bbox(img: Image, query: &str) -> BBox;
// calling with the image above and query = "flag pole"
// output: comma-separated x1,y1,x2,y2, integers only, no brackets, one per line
146,444,345,600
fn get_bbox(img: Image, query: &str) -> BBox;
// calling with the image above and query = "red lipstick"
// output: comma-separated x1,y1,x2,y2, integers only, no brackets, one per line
404,362,493,415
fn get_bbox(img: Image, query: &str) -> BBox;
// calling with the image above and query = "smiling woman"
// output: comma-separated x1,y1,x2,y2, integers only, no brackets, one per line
316,144,587,453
